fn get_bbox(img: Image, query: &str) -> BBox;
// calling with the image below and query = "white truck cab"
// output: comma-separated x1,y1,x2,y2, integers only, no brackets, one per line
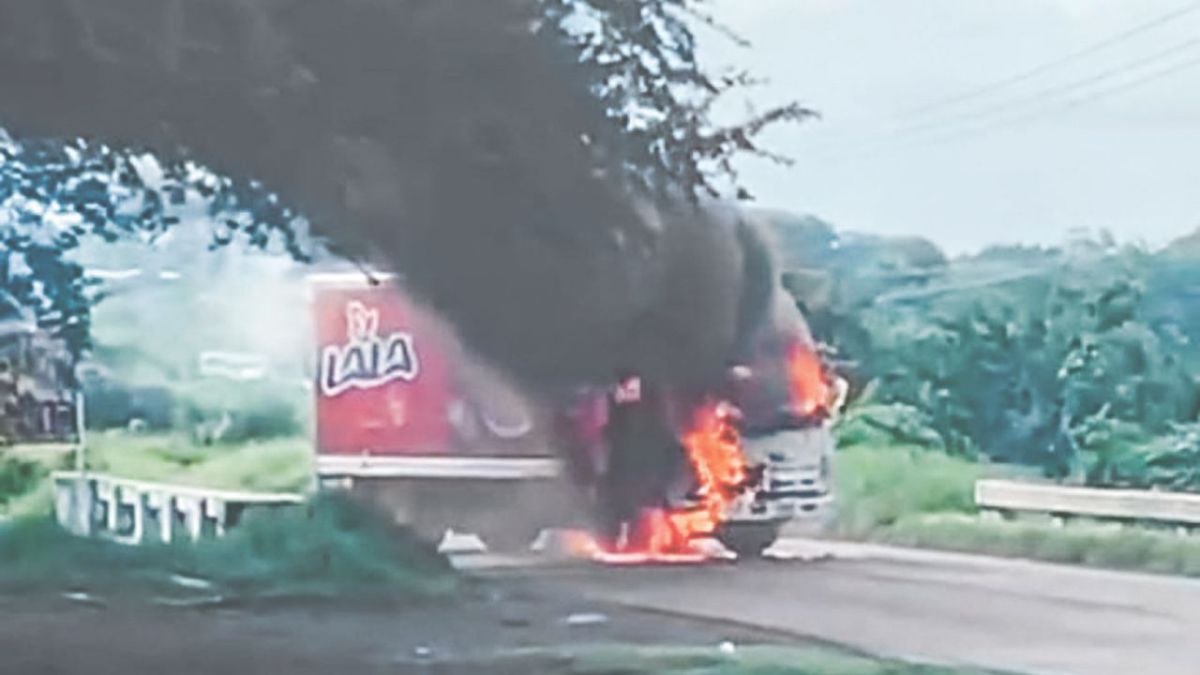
718,423,836,555
717,373,846,556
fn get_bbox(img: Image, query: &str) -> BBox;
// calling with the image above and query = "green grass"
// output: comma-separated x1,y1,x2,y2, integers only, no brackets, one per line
0,434,453,601
84,432,313,493
834,444,987,538
0,450,69,519
4,432,313,498
833,441,1200,578
879,514,1200,576
0,432,312,520
0,493,457,602
510,644,994,674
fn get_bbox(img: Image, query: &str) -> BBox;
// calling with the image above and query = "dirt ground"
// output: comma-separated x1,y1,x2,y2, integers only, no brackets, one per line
0,577,791,675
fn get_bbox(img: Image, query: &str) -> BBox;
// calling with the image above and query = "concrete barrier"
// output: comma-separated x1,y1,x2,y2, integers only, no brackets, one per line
52,471,303,545
975,479,1200,526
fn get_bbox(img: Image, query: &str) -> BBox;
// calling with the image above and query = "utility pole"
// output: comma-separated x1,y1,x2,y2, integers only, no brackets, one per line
73,364,86,474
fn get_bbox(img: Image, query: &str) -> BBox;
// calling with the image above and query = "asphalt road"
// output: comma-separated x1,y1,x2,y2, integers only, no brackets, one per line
521,539,1200,675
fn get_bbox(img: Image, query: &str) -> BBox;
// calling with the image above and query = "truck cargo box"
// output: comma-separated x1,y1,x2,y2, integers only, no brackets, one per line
310,273,574,548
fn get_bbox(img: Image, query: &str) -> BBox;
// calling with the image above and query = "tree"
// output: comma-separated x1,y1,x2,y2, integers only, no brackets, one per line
0,134,310,358
766,213,1200,477
540,1,814,199
1,138,156,356
0,0,811,386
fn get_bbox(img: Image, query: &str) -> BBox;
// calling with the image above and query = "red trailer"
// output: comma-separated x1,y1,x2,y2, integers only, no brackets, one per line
310,273,576,549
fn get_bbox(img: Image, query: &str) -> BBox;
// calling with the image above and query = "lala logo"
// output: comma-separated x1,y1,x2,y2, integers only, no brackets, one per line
320,301,419,397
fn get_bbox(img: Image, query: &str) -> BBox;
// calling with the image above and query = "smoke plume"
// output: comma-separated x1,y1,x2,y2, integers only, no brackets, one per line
0,0,797,391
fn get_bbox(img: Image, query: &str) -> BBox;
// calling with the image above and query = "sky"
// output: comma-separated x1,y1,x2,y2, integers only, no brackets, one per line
705,0,1200,255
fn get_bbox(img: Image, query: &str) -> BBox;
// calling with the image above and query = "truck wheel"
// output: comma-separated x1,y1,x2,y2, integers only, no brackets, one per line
717,522,782,558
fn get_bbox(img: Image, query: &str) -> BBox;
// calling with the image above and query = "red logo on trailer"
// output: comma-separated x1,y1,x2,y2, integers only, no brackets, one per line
314,282,452,456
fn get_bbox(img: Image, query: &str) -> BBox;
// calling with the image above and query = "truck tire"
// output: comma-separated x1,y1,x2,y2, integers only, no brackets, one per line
717,521,782,558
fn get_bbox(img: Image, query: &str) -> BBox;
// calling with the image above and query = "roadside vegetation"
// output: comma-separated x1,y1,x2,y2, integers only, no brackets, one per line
764,213,1200,576
0,429,448,602
832,439,985,539
774,213,1200,487
0,227,446,602
82,431,311,493
834,420,1200,577
0,491,455,603
0,432,312,519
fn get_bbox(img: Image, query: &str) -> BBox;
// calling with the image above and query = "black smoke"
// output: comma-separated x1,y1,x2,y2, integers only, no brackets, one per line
0,0,797,393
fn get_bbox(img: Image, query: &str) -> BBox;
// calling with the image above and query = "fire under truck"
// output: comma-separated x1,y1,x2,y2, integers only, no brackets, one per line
311,273,838,556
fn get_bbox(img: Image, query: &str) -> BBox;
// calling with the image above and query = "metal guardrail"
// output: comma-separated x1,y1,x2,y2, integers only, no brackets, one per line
975,479,1200,526
53,471,303,546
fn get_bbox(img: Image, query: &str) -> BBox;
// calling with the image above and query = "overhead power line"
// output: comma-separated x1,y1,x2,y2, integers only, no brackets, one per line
888,37,1200,142
892,51,1200,154
895,0,1200,121
805,33,1200,161
1064,50,1200,107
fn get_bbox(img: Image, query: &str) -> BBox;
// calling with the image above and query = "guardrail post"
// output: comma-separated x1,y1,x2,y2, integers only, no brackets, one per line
143,490,171,544
172,495,203,542
93,478,115,535
51,471,303,545
979,508,1013,523
203,498,227,538
112,484,143,545
53,475,93,537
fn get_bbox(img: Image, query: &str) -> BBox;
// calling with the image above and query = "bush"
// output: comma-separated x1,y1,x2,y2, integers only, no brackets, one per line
84,432,311,493
0,494,456,601
176,380,304,443
790,231,1200,477
0,456,49,507
835,403,947,451
81,378,135,429
833,444,985,537
0,451,42,494
85,373,304,443
82,375,177,432
188,493,455,600
881,514,1200,578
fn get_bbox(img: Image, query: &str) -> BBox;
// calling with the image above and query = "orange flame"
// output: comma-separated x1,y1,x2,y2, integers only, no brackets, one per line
586,400,749,564
787,341,830,416
565,346,832,565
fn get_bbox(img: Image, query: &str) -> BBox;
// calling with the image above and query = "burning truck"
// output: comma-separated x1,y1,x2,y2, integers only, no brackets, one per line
311,261,843,560
565,288,844,560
